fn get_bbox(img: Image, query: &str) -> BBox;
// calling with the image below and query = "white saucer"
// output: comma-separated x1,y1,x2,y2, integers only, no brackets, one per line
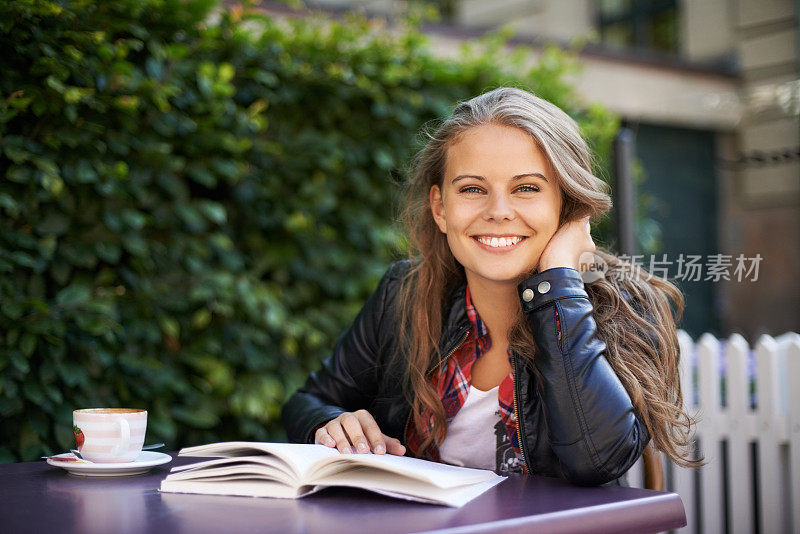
47,451,172,477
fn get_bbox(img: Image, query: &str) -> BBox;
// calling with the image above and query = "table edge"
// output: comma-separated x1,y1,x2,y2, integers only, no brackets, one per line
415,492,687,534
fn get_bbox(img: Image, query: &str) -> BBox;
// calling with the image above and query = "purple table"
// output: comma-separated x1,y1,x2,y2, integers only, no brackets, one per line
0,454,685,533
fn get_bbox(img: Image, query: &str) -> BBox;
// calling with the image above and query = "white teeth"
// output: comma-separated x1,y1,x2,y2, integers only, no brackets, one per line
476,236,523,248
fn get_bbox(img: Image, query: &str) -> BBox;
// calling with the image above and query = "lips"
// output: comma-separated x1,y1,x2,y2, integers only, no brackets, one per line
472,235,527,249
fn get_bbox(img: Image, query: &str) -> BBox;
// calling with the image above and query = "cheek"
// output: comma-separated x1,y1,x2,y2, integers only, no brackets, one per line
546,217,561,237
445,235,459,256
521,209,559,238
441,203,470,233
542,202,562,235
443,234,469,268
441,212,472,259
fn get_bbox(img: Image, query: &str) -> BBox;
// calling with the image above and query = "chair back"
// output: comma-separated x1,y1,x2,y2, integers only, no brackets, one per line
642,443,664,491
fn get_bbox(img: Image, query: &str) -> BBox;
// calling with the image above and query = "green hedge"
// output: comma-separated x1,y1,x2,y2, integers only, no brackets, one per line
0,0,619,461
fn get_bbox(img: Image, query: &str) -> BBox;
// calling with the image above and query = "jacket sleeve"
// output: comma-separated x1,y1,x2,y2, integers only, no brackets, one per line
281,263,401,445
518,267,650,486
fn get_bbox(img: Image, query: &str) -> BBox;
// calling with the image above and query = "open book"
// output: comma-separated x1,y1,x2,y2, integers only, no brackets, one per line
159,441,505,507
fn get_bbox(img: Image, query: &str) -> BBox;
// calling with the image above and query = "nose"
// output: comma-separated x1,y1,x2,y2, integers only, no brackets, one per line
483,191,515,222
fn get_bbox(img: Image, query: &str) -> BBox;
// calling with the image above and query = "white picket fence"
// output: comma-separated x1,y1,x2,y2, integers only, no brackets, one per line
626,331,800,534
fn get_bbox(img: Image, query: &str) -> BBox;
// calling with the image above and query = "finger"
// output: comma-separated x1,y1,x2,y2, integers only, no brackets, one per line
325,420,353,454
355,410,386,454
339,413,371,454
314,427,336,448
383,436,407,456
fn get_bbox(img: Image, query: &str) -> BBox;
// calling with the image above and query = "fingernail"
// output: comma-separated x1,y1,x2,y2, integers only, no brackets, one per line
342,447,352,454
374,444,386,454
357,442,369,453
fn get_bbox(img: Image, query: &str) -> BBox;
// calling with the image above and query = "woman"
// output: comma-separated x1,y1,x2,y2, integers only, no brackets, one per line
282,87,698,486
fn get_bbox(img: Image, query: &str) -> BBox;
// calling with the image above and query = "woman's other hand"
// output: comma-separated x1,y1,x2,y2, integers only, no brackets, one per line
538,216,596,272
315,410,407,455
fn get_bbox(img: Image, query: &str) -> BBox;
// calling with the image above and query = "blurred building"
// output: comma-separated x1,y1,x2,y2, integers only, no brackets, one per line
270,0,800,339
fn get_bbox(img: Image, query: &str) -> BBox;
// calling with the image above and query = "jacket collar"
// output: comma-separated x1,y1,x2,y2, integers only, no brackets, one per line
429,280,471,373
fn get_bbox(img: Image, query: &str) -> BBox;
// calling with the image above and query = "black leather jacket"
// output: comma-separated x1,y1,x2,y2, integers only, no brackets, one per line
282,261,650,486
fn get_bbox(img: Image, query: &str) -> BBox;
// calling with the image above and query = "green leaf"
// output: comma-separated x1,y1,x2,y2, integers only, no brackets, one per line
56,284,91,306
44,385,64,405
10,251,36,268
192,308,212,329
24,384,45,406
171,406,219,429
75,160,98,183
198,201,226,224
57,363,86,388
187,166,217,188
6,166,32,183
218,63,235,83
19,334,37,357
159,316,180,339
0,193,20,217
96,242,122,263
9,352,29,374
19,422,43,460
54,420,73,450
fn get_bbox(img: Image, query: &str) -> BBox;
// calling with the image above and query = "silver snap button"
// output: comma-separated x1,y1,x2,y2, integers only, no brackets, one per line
522,288,534,302
537,281,551,294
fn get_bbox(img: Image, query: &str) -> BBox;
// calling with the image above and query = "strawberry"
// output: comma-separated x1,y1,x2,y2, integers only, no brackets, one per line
73,425,84,450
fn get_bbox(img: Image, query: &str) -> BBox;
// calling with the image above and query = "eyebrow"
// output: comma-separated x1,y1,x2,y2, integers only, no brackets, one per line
452,172,549,184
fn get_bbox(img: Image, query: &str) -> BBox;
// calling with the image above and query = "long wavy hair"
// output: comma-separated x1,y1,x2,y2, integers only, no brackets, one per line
399,87,700,468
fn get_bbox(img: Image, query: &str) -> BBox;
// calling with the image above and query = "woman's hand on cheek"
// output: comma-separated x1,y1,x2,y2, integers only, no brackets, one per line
537,216,596,273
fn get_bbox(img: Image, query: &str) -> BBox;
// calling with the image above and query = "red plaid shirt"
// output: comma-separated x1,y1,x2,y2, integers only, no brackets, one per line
406,286,561,470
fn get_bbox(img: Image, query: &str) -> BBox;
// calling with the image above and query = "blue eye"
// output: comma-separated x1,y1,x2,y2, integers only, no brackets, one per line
516,185,540,193
459,186,484,194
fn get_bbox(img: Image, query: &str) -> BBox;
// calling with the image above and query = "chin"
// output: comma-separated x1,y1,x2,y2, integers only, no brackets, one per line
473,268,530,286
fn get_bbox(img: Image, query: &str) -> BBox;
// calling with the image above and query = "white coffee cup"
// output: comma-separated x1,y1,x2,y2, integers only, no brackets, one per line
72,408,147,463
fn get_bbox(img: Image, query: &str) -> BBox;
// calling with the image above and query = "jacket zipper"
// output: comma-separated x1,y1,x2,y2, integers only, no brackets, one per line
403,327,471,450
512,352,531,474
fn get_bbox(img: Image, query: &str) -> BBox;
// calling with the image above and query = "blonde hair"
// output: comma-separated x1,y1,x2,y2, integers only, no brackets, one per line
399,87,700,468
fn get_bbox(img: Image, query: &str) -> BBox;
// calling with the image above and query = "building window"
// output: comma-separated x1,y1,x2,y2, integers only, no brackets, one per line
598,0,679,54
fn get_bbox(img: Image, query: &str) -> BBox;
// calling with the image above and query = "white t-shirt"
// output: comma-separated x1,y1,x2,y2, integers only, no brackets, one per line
438,385,501,471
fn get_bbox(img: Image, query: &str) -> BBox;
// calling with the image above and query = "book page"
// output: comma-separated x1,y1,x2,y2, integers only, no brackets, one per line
161,470,502,507
167,460,290,484
309,469,505,507
160,478,301,499
177,442,503,498
178,442,341,479
308,452,499,488
170,456,296,482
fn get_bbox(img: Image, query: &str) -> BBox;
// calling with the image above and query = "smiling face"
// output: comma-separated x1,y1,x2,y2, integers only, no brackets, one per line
430,123,563,288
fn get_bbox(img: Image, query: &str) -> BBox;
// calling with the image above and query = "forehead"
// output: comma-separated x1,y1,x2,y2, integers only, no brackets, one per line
445,123,549,175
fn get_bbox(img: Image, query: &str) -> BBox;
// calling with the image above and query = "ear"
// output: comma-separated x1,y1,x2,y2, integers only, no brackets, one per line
429,185,447,234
